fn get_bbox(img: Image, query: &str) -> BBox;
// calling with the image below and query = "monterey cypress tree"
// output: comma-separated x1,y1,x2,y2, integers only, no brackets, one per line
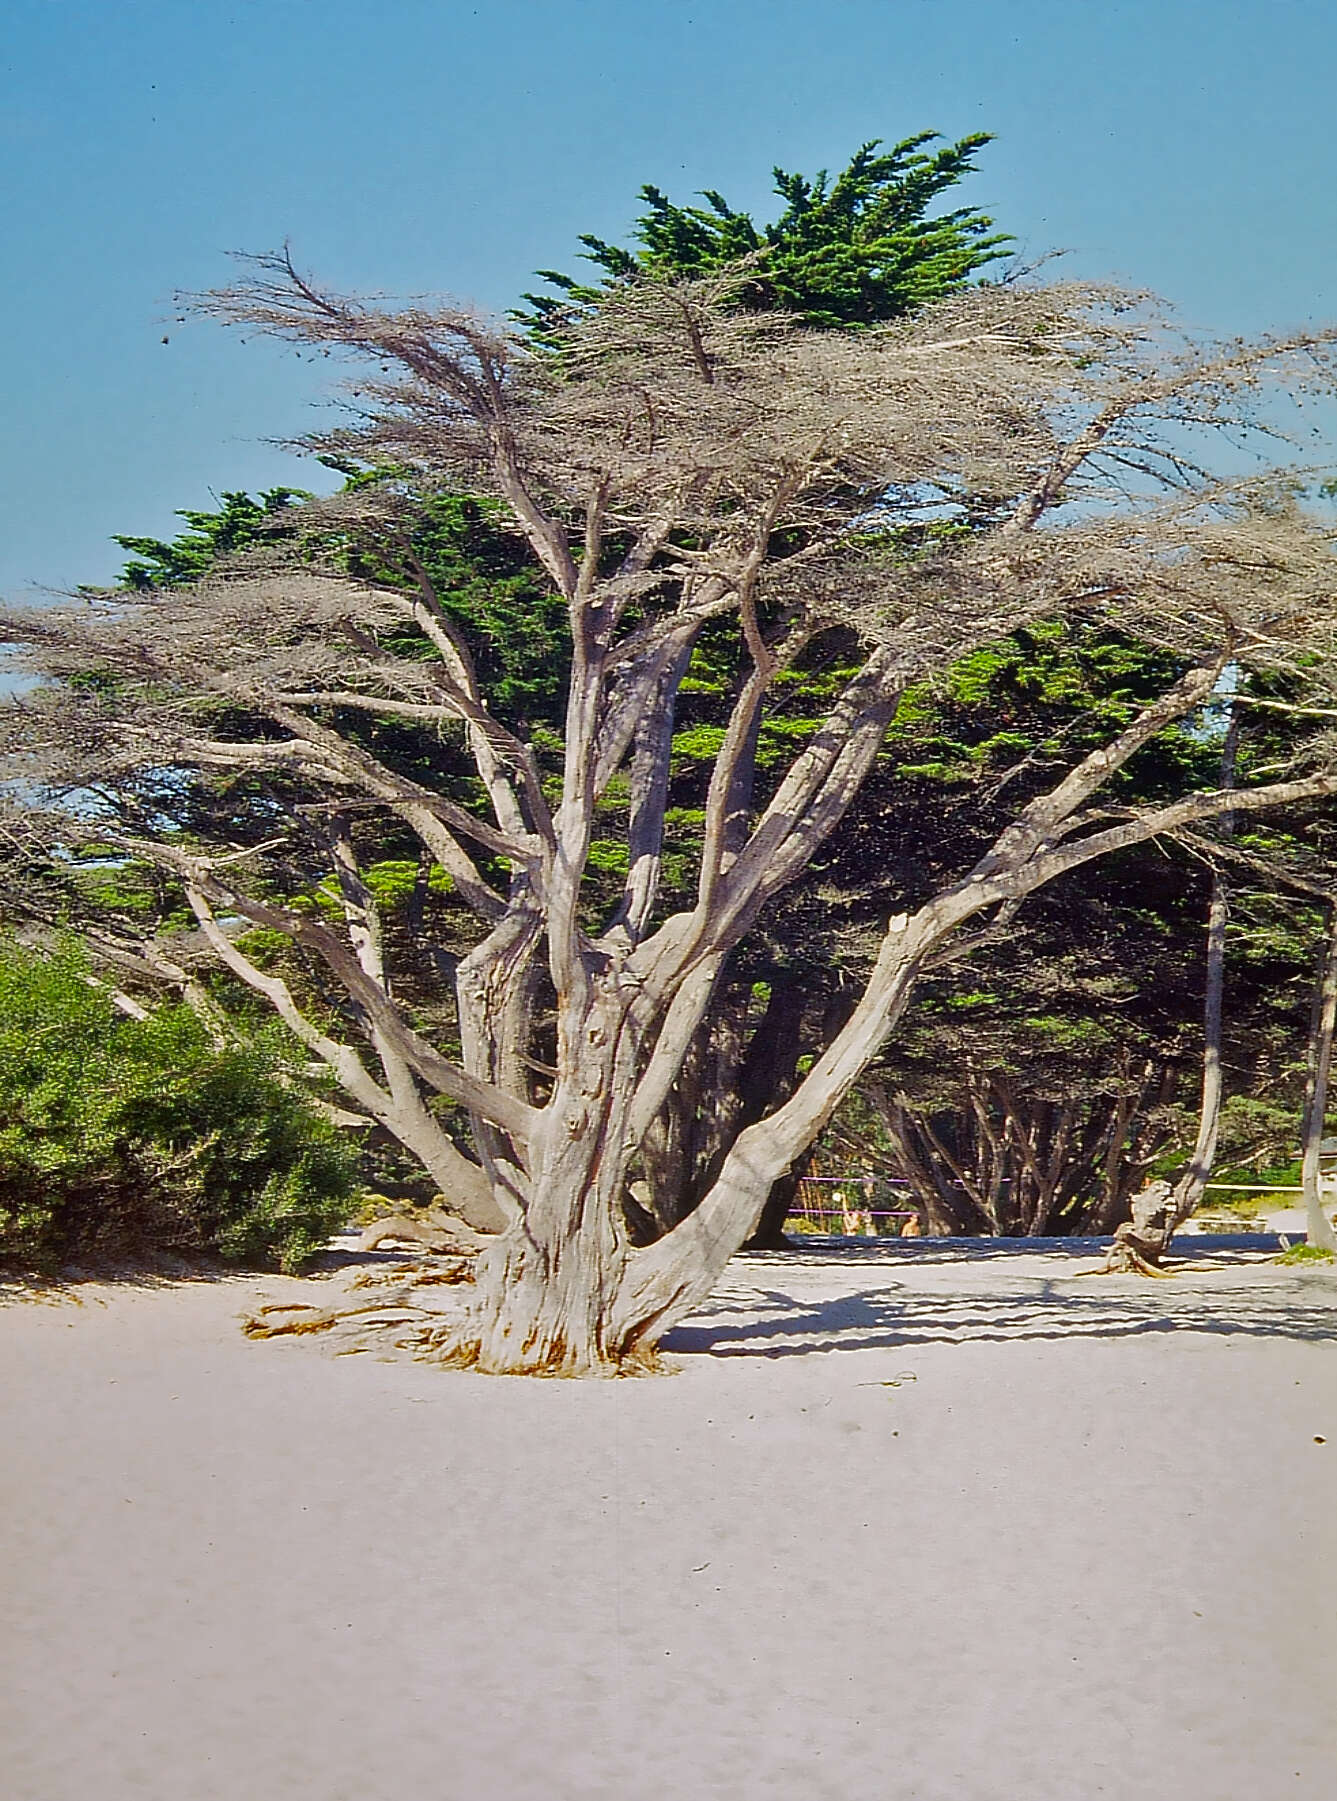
518,132,1012,341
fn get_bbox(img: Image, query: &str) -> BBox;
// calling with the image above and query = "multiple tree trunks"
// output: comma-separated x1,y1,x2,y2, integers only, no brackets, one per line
8,268,1337,1370
870,1064,1177,1238
639,978,809,1246
426,988,808,1372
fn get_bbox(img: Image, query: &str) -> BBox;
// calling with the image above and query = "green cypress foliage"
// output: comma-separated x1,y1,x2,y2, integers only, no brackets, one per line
519,132,1012,339
0,939,358,1273
114,487,307,590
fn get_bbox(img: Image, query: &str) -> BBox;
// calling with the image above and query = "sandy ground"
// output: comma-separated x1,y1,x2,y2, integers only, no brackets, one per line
3,1236,1336,1801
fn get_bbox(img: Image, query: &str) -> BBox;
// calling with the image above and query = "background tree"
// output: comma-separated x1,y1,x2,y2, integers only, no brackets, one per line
819,678,1337,1242
519,132,1012,338
114,487,310,591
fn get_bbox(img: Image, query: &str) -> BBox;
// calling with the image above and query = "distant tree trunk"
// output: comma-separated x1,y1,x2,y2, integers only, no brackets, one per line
1107,710,1238,1271
877,1091,987,1235
1167,864,1229,1221
1299,903,1337,1253
743,1164,804,1250
1167,710,1239,1232
637,997,744,1234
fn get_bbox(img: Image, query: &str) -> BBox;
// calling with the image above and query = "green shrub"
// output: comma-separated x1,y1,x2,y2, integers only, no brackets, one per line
0,939,359,1272
1275,1243,1336,1265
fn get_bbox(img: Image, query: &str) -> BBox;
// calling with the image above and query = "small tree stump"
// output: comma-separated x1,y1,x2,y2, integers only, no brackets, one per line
1102,1178,1179,1275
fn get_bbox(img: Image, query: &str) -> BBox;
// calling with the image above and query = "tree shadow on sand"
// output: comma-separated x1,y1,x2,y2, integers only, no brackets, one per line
750,1232,1290,1266
663,1260,1337,1358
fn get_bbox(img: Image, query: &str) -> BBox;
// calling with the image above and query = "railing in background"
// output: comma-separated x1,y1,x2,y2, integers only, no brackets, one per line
792,1173,1330,1238
793,1174,919,1236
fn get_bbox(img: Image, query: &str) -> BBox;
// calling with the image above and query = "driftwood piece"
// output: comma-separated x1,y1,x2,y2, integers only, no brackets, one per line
1101,1178,1180,1276
358,1208,487,1254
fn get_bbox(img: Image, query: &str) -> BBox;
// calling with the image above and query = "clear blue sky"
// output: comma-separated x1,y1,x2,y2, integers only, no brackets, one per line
3,0,1334,596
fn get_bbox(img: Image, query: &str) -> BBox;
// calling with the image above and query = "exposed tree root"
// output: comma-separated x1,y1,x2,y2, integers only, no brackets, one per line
413,1323,668,1377
348,1258,474,1290
1093,1241,1180,1278
1088,1179,1181,1277
358,1211,488,1255
243,1300,433,1338
242,1254,476,1345
242,1288,667,1373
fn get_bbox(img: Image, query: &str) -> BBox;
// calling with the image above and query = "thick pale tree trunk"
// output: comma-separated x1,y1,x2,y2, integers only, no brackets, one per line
439,975,814,1369
446,1205,633,1375
437,971,654,1372
440,1058,638,1372
1299,904,1337,1253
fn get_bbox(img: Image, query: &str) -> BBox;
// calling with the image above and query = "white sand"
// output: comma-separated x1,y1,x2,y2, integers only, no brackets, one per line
3,1238,1335,1801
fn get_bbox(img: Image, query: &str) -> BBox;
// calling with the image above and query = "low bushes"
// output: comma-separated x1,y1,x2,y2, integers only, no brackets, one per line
0,939,359,1272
